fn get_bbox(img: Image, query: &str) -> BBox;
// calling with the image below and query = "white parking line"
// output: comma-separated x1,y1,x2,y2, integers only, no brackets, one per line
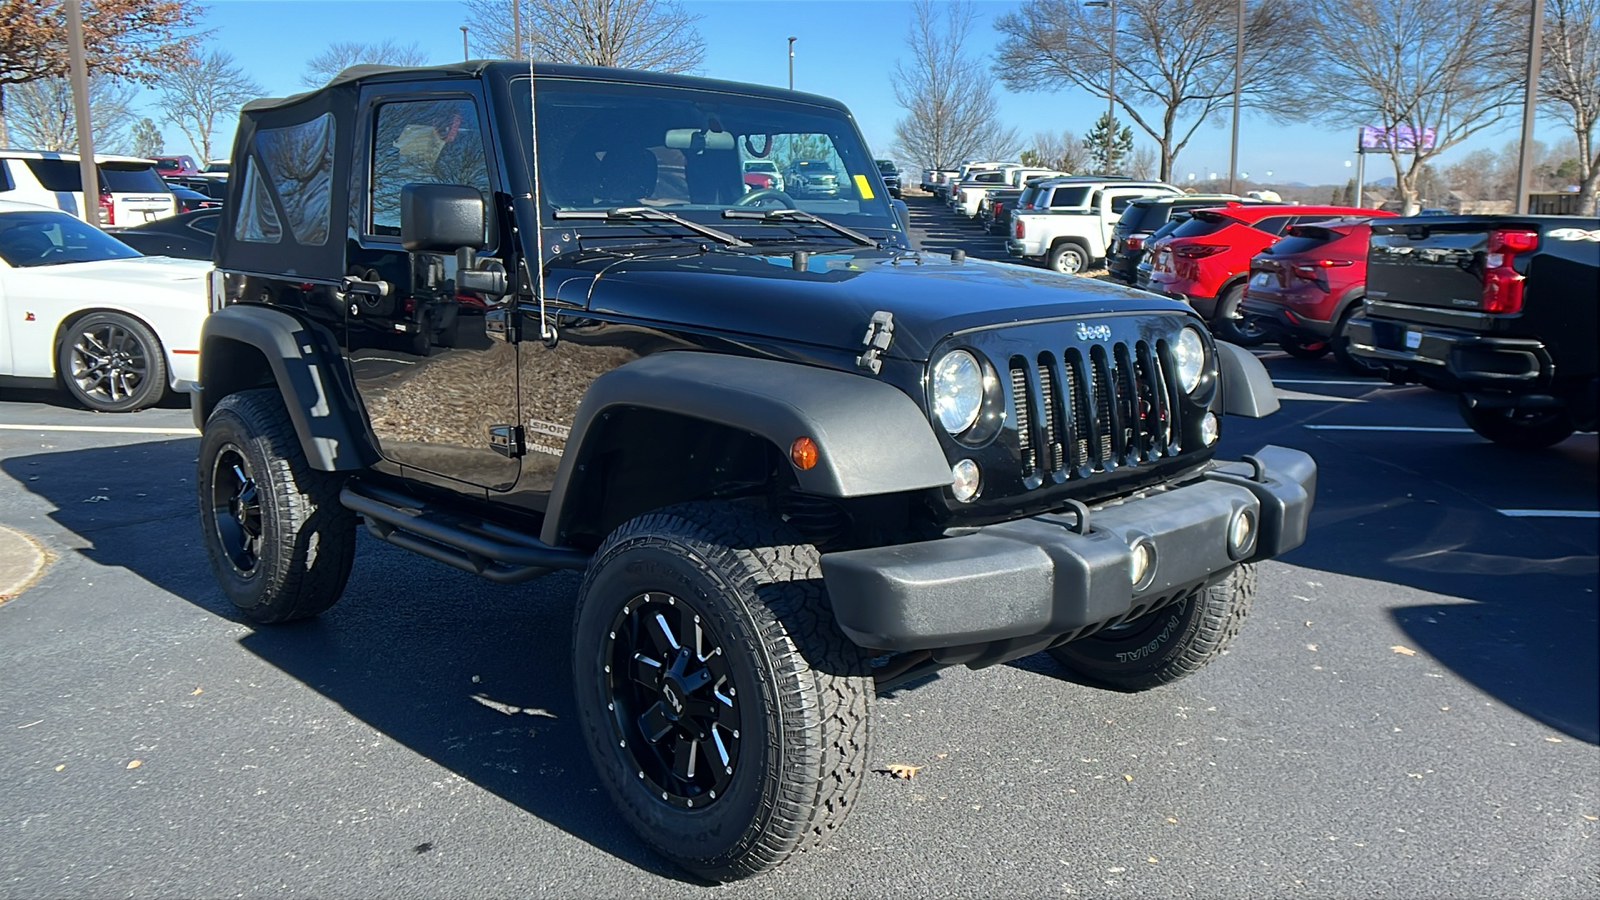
0,424,197,435
1303,425,1474,433
1497,509,1600,519
1275,389,1362,403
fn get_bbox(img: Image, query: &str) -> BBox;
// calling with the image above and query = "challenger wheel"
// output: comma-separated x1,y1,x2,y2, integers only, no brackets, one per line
58,312,167,412
197,389,356,623
573,502,873,881
1048,564,1256,691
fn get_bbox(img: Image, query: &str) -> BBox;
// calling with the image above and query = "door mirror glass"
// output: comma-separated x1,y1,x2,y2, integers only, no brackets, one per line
400,183,486,252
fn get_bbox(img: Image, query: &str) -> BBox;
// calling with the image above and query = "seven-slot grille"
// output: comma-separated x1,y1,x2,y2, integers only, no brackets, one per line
1009,340,1183,485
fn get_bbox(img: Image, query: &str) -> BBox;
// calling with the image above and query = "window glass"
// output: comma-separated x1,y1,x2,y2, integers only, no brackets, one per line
1170,214,1233,238
1108,193,1141,214
1049,186,1092,208
0,161,13,192
1265,231,1337,255
189,213,221,235
0,208,141,267
371,98,491,237
100,164,168,193
24,159,81,192
255,113,335,245
1252,215,1292,235
234,157,282,244
1018,186,1039,208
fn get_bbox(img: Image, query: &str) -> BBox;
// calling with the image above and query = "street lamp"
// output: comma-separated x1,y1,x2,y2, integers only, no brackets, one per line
1085,0,1116,174
788,37,796,90
460,25,469,61
1228,0,1243,194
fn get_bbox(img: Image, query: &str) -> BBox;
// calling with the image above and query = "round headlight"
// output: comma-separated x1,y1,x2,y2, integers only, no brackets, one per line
932,350,983,434
951,459,981,502
1173,327,1207,394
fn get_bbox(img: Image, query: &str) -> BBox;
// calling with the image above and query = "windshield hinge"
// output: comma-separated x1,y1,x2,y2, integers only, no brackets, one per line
855,310,894,374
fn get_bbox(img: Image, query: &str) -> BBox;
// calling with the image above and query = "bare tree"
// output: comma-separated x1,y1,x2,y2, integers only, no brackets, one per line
1127,144,1157,180
1541,0,1600,214
0,0,200,146
462,0,704,72
1020,130,1087,172
302,39,429,87
994,0,1316,183
1310,0,1525,214
157,49,262,161
890,0,1015,171
4,75,137,152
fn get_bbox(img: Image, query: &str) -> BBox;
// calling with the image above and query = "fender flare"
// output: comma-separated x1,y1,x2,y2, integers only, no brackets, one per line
193,304,378,471
1216,342,1280,418
542,352,952,545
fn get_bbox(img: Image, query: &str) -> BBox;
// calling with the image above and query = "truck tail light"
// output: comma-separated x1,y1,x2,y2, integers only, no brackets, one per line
1173,243,1227,259
1014,217,1024,239
98,191,114,225
1482,228,1538,314
1126,236,1144,251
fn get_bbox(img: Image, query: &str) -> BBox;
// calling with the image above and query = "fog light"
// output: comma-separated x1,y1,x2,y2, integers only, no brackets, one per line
1229,509,1256,557
1201,411,1219,446
1129,539,1156,589
951,459,980,502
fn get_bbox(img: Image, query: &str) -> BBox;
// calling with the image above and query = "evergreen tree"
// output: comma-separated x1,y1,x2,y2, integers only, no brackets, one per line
1082,113,1133,174
131,118,163,158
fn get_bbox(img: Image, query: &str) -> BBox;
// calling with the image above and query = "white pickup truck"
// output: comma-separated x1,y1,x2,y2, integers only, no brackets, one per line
1006,177,1183,274
952,166,1066,218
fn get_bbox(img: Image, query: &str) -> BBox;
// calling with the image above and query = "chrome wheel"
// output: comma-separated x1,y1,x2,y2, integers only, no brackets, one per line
604,591,740,810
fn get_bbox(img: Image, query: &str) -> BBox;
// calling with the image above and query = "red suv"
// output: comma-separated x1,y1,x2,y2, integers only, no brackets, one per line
152,155,198,177
1239,217,1386,374
1143,204,1392,345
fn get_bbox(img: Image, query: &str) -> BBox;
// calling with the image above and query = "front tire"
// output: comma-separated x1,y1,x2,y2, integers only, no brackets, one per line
1213,285,1268,347
1048,564,1256,691
573,502,873,882
1048,243,1088,275
58,311,167,412
197,388,357,623
1458,398,1575,450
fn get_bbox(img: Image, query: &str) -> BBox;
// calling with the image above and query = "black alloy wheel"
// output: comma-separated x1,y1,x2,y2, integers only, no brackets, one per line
604,591,740,810
1213,285,1269,347
58,312,167,412
209,445,263,575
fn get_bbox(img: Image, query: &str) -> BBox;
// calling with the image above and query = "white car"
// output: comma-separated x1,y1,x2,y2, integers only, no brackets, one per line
0,150,178,226
0,200,209,412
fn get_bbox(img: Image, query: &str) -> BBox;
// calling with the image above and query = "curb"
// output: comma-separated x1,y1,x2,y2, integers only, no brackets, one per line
0,524,50,603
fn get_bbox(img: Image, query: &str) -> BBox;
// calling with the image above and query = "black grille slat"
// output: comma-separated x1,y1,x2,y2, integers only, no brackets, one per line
1137,341,1167,460
1115,343,1143,465
1047,354,1079,474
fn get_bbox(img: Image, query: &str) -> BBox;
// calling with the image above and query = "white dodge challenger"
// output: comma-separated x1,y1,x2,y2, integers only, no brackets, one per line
0,199,210,412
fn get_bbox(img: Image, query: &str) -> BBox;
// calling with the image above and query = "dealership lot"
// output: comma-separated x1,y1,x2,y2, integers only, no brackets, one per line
0,199,1595,897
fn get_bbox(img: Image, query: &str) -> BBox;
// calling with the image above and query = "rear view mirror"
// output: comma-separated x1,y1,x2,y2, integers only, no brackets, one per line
401,183,486,252
664,128,735,151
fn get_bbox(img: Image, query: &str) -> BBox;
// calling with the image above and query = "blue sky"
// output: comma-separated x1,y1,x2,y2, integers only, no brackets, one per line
155,0,1557,185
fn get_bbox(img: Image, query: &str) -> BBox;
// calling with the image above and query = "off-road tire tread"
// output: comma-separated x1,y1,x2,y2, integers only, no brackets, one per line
576,501,872,882
200,388,356,623
1050,564,1256,692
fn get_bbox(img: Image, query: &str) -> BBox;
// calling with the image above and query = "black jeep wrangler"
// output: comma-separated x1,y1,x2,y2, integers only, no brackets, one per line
195,61,1315,880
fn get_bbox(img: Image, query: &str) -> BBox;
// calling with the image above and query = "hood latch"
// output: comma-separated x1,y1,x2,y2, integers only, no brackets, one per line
855,310,894,374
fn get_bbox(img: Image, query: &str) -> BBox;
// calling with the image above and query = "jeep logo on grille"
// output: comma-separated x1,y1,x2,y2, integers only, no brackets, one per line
1076,322,1112,342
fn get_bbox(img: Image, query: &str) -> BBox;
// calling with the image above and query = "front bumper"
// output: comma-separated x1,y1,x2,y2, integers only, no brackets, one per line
1346,318,1551,387
821,445,1315,660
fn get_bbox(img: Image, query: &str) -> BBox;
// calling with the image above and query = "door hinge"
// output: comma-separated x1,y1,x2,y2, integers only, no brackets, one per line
855,310,894,374
486,308,520,343
489,424,524,458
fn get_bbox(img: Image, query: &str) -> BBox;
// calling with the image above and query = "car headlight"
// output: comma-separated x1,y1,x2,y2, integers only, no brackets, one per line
1173,326,1207,393
932,350,983,434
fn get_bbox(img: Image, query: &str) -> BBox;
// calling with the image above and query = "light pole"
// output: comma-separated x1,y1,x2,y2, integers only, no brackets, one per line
1228,0,1243,194
66,0,96,225
1085,1,1116,174
1513,1,1545,215
787,36,796,90
461,25,470,62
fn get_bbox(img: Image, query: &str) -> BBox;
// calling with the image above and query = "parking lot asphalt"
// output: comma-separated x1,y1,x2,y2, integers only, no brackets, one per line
1,199,1596,897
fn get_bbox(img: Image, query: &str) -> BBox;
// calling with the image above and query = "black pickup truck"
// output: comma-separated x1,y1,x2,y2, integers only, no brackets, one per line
193,60,1315,880
1348,215,1599,448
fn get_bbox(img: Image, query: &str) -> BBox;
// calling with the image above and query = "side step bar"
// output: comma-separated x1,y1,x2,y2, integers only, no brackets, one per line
340,482,590,584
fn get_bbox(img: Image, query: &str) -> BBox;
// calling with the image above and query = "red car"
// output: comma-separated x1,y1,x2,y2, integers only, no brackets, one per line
1239,217,1386,373
1143,203,1393,345
743,171,777,191
152,155,199,177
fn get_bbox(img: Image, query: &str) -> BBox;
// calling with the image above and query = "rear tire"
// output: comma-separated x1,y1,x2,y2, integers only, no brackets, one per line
1048,565,1256,691
197,388,357,623
1048,243,1088,275
1458,398,1575,450
1213,285,1268,347
1331,305,1384,377
572,502,873,882
1278,337,1331,360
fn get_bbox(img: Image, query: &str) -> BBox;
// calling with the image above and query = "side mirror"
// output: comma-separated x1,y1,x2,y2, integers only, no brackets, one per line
401,183,486,252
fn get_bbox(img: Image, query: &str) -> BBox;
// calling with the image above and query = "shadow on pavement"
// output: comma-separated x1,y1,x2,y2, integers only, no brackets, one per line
3,437,686,880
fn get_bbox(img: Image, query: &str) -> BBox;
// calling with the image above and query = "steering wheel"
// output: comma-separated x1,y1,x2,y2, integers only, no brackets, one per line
734,188,797,209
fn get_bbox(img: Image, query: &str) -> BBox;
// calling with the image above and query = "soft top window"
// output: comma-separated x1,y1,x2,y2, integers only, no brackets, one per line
254,112,336,246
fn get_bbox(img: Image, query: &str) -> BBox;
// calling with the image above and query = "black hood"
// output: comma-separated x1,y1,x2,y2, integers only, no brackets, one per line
580,247,1191,362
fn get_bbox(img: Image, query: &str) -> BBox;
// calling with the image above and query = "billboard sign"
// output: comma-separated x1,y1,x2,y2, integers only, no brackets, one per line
1359,125,1436,151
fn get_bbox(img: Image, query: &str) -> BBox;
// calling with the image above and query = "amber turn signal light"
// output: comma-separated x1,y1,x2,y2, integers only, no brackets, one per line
790,437,819,470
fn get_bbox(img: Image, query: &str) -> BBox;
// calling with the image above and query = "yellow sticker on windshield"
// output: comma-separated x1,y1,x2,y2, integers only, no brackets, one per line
854,174,875,200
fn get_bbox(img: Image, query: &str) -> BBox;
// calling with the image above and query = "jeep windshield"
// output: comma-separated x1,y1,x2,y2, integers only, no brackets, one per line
511,77,898,243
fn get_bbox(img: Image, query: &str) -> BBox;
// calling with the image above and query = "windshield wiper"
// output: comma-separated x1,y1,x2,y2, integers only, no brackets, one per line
554,206,749,248
722,208,876,247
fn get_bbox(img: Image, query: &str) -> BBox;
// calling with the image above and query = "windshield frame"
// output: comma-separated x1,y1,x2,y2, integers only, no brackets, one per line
506,74,903,258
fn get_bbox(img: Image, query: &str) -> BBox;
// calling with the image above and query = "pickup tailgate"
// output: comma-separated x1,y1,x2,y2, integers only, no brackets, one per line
1366,217,1494,316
